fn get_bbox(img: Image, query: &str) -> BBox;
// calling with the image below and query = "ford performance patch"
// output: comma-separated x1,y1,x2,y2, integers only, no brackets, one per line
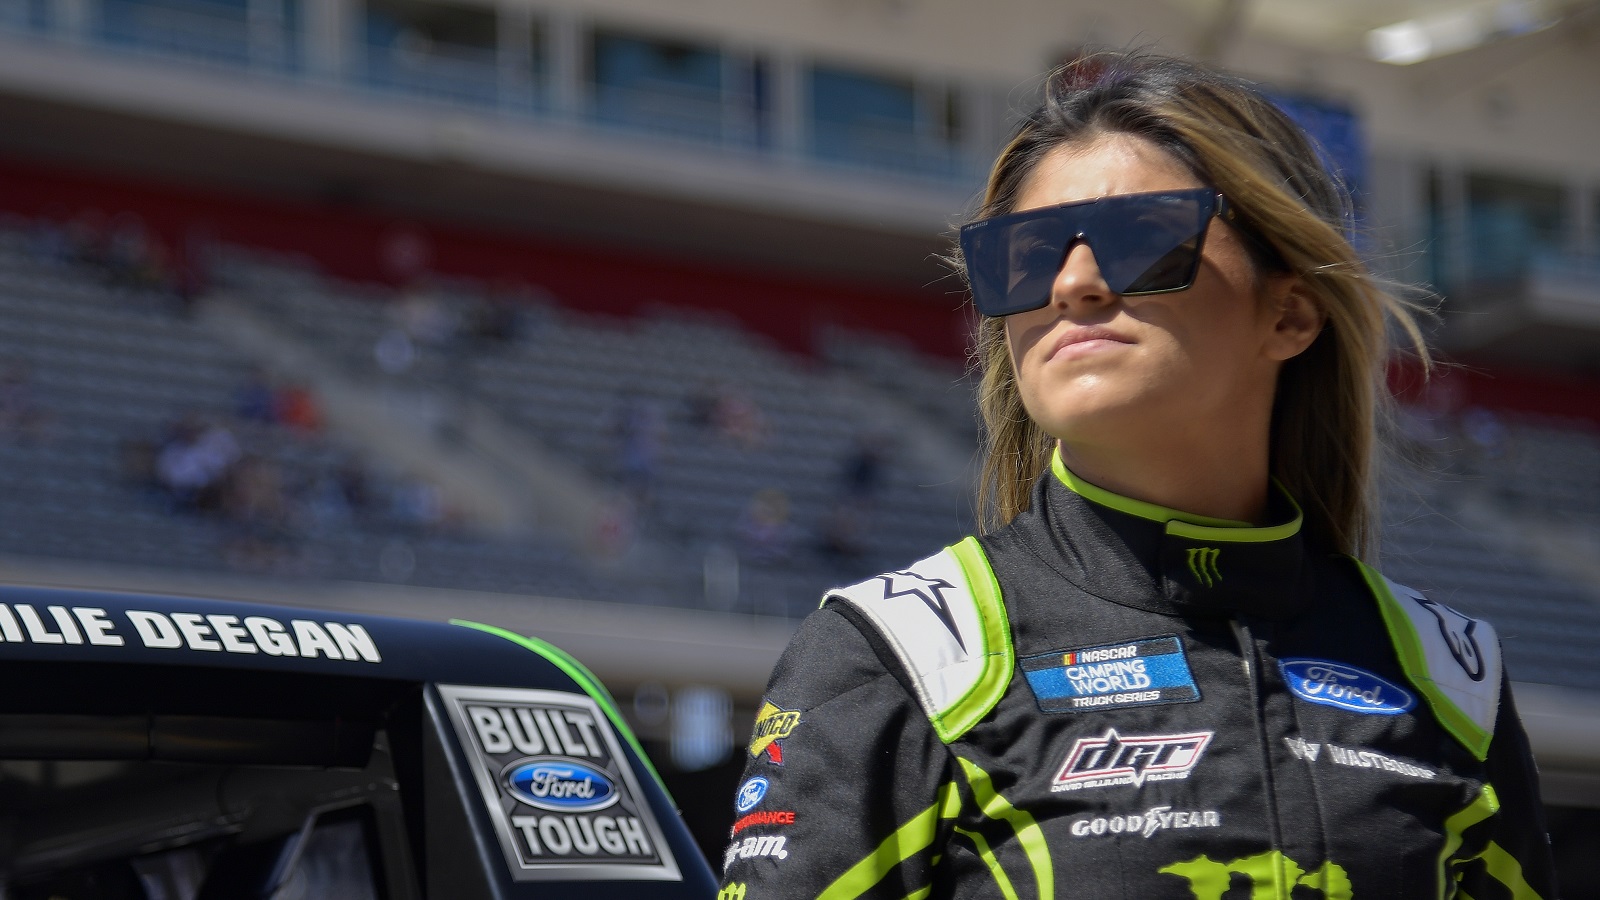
1279,659,1415,715
1022,636,1199,713
438,685,681,882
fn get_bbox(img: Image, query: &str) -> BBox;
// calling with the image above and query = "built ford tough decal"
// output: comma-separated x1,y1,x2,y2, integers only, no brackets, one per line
439,684,682,882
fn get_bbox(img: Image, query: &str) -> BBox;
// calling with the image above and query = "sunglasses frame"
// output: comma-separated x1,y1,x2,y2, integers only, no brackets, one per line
960,187,1233,317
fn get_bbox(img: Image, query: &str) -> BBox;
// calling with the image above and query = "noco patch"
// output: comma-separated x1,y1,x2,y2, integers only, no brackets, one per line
749,702,800,763
1022,636,1199,713
1279,659,1415,716
438,685,681,882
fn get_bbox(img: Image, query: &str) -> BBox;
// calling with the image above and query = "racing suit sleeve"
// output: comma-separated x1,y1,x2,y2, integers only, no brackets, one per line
1449,673,1559,900
718,602,955,900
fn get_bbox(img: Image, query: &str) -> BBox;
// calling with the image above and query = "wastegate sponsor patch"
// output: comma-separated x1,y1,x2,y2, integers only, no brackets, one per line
1022,635,1199,713
439,685,681,882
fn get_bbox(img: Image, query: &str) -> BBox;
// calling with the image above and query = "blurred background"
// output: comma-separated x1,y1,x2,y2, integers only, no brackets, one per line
0,0,1597,884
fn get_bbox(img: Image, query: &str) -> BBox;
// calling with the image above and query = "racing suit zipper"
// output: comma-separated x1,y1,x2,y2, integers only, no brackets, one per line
1231,617,1285,856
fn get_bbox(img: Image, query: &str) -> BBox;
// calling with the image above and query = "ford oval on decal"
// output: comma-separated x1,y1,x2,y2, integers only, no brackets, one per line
735,776,769,813
1279,659,1415,715
504,757,619,812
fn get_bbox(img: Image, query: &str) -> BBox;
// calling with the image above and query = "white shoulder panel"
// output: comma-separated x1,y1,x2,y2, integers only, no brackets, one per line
826,547,985,723
1384,576,1502,737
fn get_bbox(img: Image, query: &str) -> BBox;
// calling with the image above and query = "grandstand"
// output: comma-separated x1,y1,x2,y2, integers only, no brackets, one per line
0,0,1598,878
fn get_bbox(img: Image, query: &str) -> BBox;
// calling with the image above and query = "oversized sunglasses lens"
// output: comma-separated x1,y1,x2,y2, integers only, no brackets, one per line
961,189,1217,316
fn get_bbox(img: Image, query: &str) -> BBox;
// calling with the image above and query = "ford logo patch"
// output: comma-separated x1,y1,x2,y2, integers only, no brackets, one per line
1280,659,1415,715
504,757,619,812
735,776,769,813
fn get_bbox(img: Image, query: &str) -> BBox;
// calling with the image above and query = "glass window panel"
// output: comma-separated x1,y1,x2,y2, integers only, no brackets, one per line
809,65,916,169
1466,171,1566,280
589,29,743,144
363,0,500,106
99,0,254,67
808,65,965,179
366,0,494,51
591,30,722,93
0,0,51,30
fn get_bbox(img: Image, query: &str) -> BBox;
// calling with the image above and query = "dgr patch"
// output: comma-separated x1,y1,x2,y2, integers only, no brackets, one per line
1022,635,1200,713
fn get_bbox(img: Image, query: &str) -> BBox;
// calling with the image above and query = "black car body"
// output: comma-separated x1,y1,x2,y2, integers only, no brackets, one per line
0,584,717,899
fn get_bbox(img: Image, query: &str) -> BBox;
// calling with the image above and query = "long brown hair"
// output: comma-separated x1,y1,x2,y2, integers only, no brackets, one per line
958,52,1428,558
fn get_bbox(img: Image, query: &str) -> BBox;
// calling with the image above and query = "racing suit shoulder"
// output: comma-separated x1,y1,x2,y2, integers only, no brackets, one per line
1351,559,1502,760
824,537,1013,743
719,603,957,900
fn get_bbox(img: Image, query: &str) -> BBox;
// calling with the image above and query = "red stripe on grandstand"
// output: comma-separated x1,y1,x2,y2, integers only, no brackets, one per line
1389,360,1600,427
0,155,972,359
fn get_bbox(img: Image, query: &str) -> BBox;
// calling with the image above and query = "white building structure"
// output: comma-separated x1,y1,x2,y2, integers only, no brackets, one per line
0,0,1596,363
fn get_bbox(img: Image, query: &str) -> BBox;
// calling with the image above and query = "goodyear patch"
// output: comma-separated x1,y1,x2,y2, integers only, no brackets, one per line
748,701,800,764
438,685,681,882
1022,635,1199,713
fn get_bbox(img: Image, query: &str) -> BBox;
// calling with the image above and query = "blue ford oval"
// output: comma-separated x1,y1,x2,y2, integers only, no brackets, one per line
735,776,768,813
1280,659,1415,715
506,757,620,812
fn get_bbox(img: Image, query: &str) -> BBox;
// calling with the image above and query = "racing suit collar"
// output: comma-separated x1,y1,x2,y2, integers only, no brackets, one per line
1034,448,1310,620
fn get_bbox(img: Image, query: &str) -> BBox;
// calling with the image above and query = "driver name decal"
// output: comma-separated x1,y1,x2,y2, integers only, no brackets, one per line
0,602,381,662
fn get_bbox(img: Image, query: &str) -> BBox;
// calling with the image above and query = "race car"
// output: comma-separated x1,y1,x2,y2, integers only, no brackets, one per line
0,583,718,899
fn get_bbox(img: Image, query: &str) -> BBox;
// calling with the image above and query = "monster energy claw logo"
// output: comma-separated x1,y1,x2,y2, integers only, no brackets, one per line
718,884,748,900
1185,547,1222,588
1161,851,1351,899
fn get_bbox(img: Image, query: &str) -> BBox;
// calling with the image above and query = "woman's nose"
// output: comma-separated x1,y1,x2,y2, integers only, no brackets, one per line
1049,241,1114,309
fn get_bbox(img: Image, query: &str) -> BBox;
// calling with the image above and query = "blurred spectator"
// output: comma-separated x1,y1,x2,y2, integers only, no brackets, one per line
66,210,109,270
119,438,161,495
712,384,766,449
29,215,74,267
297,470,356,534
592,496,638,560
1462,406,1507,460
390,478,446,532
615,397,665,508
336,462,372,515
818,433,889,560
468,285,522,345
381,227,432,282
684,381,720,430
840,433,888,500
374,327,417,374
819,502,868,560
155,417,240,512
398,283,457,348
173,223,215,313
235,368,277,424
0,363,52,444
222,455,295,571
736,488,793,565
274,382,323,433
103,213,174,296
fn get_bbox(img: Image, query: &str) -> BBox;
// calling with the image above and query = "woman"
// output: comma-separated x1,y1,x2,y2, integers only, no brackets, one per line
719,53,1556,900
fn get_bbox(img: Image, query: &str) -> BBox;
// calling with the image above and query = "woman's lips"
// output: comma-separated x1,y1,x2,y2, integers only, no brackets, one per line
1048,327,1132,361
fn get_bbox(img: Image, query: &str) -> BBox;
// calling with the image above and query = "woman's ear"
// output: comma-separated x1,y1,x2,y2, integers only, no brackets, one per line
1263,276,1324,362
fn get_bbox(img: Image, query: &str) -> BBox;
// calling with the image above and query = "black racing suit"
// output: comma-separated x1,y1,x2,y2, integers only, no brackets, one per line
717,459,1556,899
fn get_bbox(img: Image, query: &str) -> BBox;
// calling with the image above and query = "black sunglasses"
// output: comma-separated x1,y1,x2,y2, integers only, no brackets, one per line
960,187,1230,317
